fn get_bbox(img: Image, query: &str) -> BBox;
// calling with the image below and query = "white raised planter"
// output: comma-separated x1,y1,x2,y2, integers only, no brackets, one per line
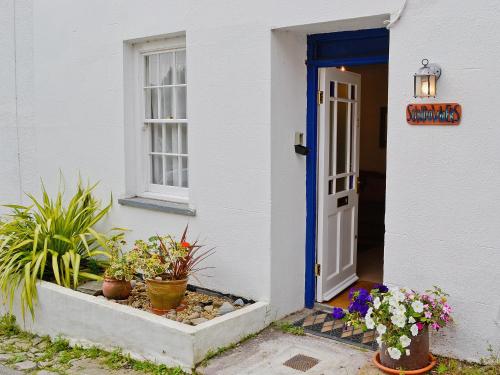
1,281,271,372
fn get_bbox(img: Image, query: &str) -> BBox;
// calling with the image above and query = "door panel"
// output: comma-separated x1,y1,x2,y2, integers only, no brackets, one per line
316,68,361,302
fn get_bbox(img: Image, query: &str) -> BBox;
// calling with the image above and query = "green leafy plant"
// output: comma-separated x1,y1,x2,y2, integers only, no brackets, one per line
128,226,215,281
104,239,135,281
0,179,121,318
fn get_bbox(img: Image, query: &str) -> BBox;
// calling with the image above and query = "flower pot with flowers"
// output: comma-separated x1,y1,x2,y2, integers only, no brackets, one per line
102,239,135,300
333,285,453,374
128,226,214,315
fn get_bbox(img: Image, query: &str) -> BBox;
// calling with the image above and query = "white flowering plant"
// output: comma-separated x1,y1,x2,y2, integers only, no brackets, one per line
332,285,452,361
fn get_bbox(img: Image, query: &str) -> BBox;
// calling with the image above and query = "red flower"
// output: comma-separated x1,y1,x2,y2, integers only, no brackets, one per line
181,241,190,248
417,322,424,331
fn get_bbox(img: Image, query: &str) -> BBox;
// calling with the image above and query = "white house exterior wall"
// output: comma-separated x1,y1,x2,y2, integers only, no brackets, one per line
1,0,499,362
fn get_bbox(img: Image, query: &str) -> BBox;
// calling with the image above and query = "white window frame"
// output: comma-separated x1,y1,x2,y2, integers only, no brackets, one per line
132,37,188,203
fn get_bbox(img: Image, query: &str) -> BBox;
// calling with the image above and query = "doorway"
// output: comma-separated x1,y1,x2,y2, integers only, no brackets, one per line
304,28,389,308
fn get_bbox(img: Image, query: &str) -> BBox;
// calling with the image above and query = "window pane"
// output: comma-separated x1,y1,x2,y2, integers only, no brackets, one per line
330,81,335,97
165,123,178,154
165,155,179,186
151,155,163,184
337,83,348,99
145,88,159,119
175,50,186,84
336,101,348,174
145,54,158,86
151,124,163,152
181,156,188,187
159,52,174,86
180,124,188,154
175,86,187,119
350,84,356,100
160,87,174,119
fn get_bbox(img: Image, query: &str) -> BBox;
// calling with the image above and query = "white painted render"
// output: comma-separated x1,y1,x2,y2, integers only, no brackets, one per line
1,0,499,362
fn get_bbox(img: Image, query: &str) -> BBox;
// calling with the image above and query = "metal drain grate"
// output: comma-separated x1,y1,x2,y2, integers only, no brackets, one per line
283,354,320,372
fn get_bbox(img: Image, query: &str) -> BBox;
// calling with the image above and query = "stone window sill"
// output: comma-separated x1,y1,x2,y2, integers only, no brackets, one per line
118,196,196,216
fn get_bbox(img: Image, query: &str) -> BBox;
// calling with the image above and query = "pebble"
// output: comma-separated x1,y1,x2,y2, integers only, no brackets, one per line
13,360,37,371
187,312,200,320
0,354,11,362
166,313,177,320
204,305,214,312
37,371,58,375
38,360,53,367
193,305,203,313
233,298,245,306
217,302,235,316
191,317,209,325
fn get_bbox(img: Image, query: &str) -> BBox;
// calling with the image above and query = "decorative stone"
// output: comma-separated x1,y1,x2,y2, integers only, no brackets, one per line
187,312,200,320
233,298,245,306
154,276,162,281
76,280,103,296
37,371,58,375
193,305,203,313
0,354,11,362
14,360,37,371
38,360,54,368
191,317,209,325
217,302,235,316
204,305,214,312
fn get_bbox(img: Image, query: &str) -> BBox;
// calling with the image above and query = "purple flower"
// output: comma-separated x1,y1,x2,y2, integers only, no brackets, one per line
372,283,389,293
347,288,372,315
332,307,345,320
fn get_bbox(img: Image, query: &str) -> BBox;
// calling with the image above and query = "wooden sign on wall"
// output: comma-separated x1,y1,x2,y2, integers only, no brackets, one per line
406,103,462,125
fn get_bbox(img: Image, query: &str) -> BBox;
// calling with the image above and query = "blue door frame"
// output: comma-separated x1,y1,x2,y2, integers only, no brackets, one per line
304,28,389,308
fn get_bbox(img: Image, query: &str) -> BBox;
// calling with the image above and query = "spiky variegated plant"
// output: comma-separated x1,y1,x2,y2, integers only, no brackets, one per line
0,180,121,319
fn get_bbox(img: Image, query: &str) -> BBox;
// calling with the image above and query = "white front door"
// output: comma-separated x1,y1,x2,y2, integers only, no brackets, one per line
316,68,361,302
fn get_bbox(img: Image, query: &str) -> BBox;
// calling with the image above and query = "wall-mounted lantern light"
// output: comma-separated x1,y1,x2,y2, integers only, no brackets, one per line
414,58,441,98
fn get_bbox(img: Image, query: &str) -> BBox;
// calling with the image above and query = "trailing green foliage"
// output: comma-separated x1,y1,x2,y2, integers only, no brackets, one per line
0,179,121,319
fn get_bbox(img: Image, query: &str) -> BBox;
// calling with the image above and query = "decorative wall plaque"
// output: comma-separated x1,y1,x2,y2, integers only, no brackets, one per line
406,103,461,125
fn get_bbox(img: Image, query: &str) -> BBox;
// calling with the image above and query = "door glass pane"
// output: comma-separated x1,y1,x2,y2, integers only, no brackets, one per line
180,124,188,154
329,81,335,97
328,179,333,195
165,155,179,186
160,87,174,119
180,156,188,187
350,84,356,100
145,88,158,119
336,101,348,174
337,83,348,99
151,155,163,184
328,102,335,176
336,177,347,193
145,54,158,86
151,124,163,152
159,52,174,86
349,103,354,172
175,86,187,119
175,50,186,84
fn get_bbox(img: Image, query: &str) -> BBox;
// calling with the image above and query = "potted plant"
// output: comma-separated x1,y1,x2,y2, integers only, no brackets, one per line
128,226,214,315
332,285,453,374
102,239,135,300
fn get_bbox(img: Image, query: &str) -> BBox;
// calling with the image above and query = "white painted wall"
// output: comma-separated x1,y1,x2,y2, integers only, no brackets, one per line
1,0,499,362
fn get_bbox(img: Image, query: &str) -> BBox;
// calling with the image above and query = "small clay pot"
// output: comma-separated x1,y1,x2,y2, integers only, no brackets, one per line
380,325,430,371
146,278,188,315
102,278,132,300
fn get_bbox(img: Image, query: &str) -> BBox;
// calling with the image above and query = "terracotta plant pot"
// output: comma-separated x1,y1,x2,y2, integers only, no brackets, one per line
102,278,132,300
379,325,431,371
146,278,188,315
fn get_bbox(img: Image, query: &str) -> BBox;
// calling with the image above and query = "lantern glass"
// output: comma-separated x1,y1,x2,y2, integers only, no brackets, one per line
414,74,436,98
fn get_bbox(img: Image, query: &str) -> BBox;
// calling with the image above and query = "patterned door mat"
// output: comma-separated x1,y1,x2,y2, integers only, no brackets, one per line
293,310,378,351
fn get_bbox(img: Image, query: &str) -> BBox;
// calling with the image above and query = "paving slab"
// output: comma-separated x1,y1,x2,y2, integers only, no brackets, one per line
199,328,372,375
0,364,22,374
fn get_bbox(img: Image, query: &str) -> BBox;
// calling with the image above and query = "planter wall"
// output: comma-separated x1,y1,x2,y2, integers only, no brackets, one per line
0,281,270,372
